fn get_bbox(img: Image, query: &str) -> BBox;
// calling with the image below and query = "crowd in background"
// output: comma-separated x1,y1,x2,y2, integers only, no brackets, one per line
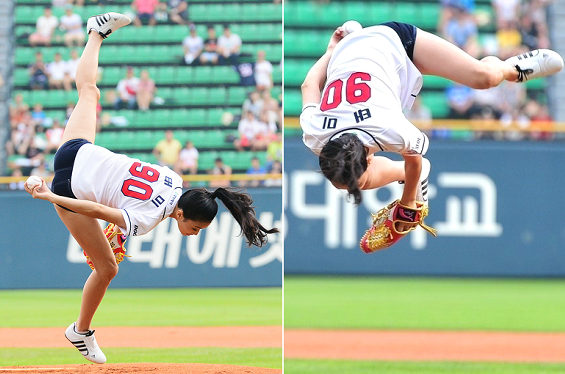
5,0,282,188
406,0,555,140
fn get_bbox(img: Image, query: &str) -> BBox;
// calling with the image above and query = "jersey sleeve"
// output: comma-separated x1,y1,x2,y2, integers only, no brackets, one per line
300,105,325,155
118,208,163,237
379,116,429,155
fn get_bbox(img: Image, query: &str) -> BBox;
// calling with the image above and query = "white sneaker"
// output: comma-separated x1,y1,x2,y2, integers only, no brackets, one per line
65,322,107,364
505,49,564,82
86,12,131,39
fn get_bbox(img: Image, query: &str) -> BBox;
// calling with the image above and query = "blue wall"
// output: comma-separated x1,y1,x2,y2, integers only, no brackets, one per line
285,137,565,277
0,188,282,289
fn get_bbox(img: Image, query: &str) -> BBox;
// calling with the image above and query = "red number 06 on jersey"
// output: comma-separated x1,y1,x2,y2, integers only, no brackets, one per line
121,162,160,200
320,72,371,111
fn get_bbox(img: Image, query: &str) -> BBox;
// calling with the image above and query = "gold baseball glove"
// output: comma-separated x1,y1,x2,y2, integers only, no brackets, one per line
360,200,437,253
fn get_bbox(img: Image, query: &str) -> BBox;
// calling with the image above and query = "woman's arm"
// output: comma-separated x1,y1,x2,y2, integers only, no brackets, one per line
399,153,422,208
26,180,126,228
301,27,345,106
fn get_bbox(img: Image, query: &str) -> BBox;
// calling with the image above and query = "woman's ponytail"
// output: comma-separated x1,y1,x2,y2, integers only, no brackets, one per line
178,188,278,247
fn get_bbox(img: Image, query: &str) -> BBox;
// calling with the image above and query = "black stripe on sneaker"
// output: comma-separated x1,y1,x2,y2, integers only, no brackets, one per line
103,14,110,22
95,16,102,27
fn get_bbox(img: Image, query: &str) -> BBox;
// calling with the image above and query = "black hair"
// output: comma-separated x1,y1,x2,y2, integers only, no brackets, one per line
318,133,368,204
177,188,278,247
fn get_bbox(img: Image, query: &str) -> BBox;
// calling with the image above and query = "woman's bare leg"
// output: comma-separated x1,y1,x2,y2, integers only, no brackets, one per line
58,32,103,147
53,33,115,332
413,29,519,89
55,205,118,332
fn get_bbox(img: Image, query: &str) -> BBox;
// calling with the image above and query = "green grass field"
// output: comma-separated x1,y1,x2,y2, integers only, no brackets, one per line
284,276,565,331
284,276,565,374
285,360,565,374
0,287,282,368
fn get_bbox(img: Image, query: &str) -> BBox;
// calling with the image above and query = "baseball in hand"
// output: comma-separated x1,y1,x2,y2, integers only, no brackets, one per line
342,20,362,36
26,176,43,189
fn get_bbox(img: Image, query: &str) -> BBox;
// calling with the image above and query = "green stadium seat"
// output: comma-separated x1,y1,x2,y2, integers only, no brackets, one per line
186,109,207,126
169,109,189,126
212,66,239,84
100,67,123,86
207,108,225,126
13,68,29,86
207,87,228,105
394,4,419,25
176,66,195,84
193,66,213,84
419,4,441,29
133,111,154,127
156,67,177,85
198,151,219,171
227,86,248,105
284,90,302,117
421,92,449,118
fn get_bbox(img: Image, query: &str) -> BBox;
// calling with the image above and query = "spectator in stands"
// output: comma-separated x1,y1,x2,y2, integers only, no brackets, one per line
255,111,278,150
29,6,59,46
65,49,80,83
132,0,159,27
9,169,26,191
200,25,219,65
183,24,203,65
209,157,232,188
234,110,261,151
30,103,48,128
59,5,84,47
519,11,549,50
443,5,480,57
166,0,189,25
10,94,30,126
136,70,156,111
446,83,479,119
254,50,273,92
492,0,520,30
437,0,475,35
48,52,73,91
31,158,52,179
266,132,282,166
153,130,182,168
175,140,199,175
217,24,242,65
261,89,281,130
46,119,65,153
496,21,522,58
244,157,266,187
29,52,49,90
114,67,139,109
264,160,282,187
242,90,263,119
65,102,76,123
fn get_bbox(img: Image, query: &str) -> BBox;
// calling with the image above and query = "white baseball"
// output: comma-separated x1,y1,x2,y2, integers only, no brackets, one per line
26,176,43,189
342,20,362,36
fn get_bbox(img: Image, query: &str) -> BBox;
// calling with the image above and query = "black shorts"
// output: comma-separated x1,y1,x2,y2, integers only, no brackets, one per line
52,138,90,200
381,21,417,61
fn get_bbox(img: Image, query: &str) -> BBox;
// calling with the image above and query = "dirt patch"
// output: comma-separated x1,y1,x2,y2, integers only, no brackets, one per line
0,326,281,348
0,363,281,373
285,329,565,362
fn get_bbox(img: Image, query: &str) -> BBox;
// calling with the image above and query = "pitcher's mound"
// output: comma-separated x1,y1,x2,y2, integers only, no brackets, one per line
0,363,282,373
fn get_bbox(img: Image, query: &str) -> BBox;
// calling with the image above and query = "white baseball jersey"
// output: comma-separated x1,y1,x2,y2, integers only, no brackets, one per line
71,144,183,237
300,25,428,156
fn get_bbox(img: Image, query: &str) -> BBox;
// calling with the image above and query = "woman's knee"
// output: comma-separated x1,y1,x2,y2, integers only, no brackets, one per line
77,83,100,101
94,261,119,283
